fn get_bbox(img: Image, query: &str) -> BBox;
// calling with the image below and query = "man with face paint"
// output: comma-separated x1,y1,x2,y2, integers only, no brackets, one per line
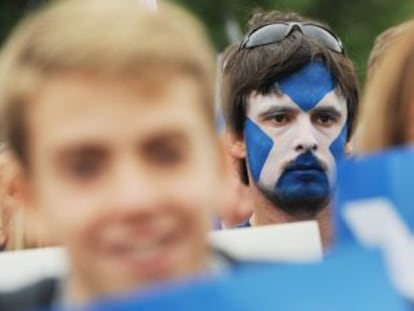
221,10,359,247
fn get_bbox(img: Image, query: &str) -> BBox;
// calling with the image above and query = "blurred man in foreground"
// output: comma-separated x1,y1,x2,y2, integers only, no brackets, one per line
0,0,232,309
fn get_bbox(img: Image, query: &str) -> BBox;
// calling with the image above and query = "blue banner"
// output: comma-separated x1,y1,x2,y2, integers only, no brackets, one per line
335,147,414,245
84,247,408,311
51,147,414,311
335,147,414,300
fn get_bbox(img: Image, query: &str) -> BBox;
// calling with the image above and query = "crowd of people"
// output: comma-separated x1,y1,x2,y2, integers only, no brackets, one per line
0,0,413,309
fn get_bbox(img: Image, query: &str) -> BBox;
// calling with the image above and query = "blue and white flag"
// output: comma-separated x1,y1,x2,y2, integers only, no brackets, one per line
84,249,408,311
335,147,414,299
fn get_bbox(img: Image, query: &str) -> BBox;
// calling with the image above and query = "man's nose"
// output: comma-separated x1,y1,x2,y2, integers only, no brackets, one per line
108,159,159,214
293,118,318,153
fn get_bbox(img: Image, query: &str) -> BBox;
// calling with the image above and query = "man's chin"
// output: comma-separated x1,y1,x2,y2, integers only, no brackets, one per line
259,186,330,218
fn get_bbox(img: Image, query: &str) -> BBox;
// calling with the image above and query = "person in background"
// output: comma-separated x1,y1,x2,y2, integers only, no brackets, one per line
221,10,359,246
366,20,414,82
355,22,414,152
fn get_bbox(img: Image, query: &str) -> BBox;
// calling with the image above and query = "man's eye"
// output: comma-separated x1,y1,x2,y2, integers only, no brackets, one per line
271,114,290,125
314,114,337,127
67,158,101,179
149,145,184,167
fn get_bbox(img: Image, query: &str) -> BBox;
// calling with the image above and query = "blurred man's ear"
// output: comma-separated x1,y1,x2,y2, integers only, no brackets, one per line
0,153,34,250
9,161,42,240
10,163,34,216
223,128,246,160
10,160,55,248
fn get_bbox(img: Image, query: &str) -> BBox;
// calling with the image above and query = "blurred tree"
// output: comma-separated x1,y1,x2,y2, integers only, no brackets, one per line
174,0,414,84
305,0,414,82
0,0,413,83
0,0,47,45
0,1,22,45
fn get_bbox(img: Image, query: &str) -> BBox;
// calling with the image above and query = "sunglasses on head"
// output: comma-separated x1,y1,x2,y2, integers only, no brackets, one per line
239,22,344,54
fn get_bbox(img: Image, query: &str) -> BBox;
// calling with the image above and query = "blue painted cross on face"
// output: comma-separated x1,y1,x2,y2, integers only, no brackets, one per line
244,61,348,216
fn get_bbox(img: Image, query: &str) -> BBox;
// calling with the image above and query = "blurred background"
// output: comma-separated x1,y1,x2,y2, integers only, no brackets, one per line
1,0,414,83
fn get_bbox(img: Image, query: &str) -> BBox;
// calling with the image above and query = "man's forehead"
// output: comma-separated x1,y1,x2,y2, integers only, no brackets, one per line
247,89,347,116
246,61,348,116
276,61,336,112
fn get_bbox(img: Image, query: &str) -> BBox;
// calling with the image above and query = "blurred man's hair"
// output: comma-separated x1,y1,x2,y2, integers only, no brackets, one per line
0,0,216,165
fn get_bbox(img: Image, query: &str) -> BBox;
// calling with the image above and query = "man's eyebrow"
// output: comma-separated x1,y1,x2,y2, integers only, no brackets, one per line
311,106,342,117
54,144,108,159
258,106,297,118
140,130,190,148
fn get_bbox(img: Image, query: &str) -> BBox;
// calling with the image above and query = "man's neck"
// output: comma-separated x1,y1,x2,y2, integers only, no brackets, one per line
249,186,332,248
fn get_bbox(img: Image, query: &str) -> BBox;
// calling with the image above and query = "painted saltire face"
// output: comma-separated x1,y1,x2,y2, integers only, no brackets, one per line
244,61,348,216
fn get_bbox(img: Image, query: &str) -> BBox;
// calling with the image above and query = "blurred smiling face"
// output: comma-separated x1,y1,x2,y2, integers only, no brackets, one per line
244,61,348,216
23,71,222,299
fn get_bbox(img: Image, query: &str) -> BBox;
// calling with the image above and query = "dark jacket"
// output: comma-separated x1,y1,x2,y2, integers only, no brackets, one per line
0,278,59,311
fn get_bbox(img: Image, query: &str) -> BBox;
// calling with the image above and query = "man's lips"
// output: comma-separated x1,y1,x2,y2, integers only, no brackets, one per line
283,151,327,173
105,228,179,255
284,163,325,172
101,229,183,277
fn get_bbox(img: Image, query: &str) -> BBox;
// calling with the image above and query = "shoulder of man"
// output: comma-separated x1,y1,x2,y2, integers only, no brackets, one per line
0,278,59,311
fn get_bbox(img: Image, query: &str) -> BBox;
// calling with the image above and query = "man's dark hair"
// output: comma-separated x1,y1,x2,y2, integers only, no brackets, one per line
221,10,359,184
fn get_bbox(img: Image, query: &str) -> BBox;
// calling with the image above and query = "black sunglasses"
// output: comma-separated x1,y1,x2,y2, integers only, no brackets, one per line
240,22,344,54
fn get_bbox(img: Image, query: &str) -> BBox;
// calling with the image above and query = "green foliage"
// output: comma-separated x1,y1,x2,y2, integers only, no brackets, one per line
174,0,414,84
1,0,414,84
0,1,22,46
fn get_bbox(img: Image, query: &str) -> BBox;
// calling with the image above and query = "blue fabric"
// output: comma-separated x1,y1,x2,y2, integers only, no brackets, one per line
335,146,414,244
83,246,408,311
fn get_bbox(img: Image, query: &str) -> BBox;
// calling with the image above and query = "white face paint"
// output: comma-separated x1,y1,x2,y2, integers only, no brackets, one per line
246,89,348,190
243,61,348,214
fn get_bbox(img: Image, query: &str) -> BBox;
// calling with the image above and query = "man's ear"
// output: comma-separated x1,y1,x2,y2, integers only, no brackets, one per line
10,163,36,220
222,128,246,160
345,140,353,155
9,164,56,249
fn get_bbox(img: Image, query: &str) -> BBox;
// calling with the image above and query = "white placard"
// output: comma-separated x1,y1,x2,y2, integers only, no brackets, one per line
0,221,322,291
208,221,323,262
0,247,67,291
